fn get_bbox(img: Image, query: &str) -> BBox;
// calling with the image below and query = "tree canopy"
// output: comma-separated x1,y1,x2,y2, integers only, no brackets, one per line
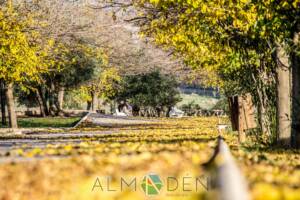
0,3,43,85
117,71,181,116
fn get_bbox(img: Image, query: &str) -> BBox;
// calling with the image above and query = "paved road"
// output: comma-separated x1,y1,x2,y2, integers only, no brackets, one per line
86,113,157,127
0,114,155,163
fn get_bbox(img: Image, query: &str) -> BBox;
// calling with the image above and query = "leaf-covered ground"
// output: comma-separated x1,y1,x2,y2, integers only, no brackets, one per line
0,116,299,200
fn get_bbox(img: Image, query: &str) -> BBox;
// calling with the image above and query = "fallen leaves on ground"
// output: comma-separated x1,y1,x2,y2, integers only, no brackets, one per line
0,117,299,200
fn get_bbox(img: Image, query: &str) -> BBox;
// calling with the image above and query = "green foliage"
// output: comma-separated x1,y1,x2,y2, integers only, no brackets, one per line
64,89,90,110
177,93,220,110
52,42,107,89
211,98,229,113
15,87,39,108
117,71,181,109
179,101,201,116
63,67,121,109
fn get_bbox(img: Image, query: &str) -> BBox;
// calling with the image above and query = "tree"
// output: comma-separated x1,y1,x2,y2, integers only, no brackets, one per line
81,66,121,111
117,71,181,117
0,2,43,128
49,41,107,114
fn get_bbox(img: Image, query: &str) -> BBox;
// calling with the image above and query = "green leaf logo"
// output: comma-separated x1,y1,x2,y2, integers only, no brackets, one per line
141,174,163,195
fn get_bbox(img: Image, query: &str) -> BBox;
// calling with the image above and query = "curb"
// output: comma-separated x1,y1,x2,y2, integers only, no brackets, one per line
73,112,93,128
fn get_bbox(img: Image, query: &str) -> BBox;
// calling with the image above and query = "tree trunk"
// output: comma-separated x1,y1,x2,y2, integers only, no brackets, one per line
292,28,300,148
48,81,57,116
276,43,291,147
0,80,6,125
57,86,65,111
257,97,270,141
156,107,161,117
55,86,65,116
87,101,92,110
38,86,49,116
36,89,46,117
5,83,17,128
166,106,172,117
291,53,300,147
256,73,271,142
228,96,239,132
91,91,98,112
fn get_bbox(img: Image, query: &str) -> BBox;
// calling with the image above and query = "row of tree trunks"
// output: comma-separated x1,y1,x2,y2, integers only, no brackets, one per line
2,82,66,128
35,85,66,117
228,34,300,148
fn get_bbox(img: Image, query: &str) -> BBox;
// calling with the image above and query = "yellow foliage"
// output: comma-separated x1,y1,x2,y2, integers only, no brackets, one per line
0,4,41,84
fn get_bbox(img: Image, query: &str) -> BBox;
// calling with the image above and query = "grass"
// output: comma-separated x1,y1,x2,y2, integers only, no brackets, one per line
0,116,81,128
177,93,220,109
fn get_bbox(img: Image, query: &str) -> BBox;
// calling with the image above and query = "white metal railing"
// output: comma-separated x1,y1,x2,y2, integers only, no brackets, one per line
205,137,250,200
